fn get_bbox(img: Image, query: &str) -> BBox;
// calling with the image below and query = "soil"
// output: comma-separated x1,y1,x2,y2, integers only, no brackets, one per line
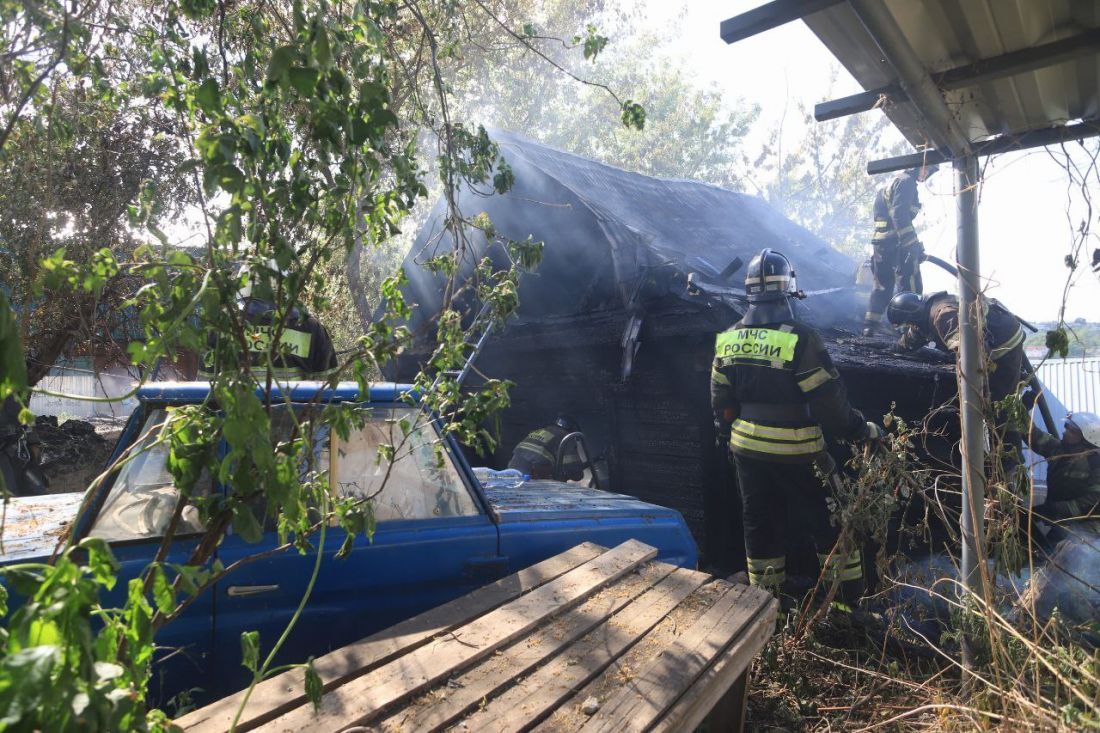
34,415,125,494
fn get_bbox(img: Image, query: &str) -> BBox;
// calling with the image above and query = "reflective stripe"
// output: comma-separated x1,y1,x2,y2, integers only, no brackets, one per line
515,441,555,463
797,367,832,393
864,311,882,322
746,556,786,589
732,420,823,442
819,551,863,582
730,432,823,455
873,219,890,230
944,330,961,351
730,427,825,456
715,328,799,364
895,225,914,236
711,367,731,386
990,327,1024,360
872,231,893,241
715,355,786,370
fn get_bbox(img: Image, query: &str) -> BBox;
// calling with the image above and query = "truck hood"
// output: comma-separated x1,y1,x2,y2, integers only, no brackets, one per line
482,481,680,523
0,492,83,563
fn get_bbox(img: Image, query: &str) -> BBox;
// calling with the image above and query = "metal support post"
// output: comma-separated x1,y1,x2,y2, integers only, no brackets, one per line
955,155,987,671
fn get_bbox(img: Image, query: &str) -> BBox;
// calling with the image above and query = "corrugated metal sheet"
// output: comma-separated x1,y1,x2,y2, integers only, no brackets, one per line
803,1,1100,148
1035,356,1100,419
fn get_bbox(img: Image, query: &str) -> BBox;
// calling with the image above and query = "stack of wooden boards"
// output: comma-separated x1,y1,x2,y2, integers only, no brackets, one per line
177,540,777,732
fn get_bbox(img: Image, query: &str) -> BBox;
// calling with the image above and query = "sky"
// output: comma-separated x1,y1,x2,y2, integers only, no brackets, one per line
638,0,1100,323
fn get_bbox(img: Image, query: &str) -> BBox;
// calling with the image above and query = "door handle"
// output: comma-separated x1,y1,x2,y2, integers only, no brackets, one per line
227,584,280,597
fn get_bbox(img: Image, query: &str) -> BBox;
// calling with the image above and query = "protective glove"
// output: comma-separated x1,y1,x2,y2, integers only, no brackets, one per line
894,325,925,354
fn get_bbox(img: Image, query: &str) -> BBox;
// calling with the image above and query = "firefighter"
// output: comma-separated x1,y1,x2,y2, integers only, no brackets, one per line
711,249,883,609
862,163,938,336
507,415,586,481
199,261,338,380
887,291,1025,407
1026,412,1100,526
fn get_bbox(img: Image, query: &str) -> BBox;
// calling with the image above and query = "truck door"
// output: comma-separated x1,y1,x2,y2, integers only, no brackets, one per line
84,406,216,709
210,404,500,696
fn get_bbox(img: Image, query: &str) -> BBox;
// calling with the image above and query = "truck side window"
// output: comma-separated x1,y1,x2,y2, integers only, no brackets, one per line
90,409,211,542
330,407,478,520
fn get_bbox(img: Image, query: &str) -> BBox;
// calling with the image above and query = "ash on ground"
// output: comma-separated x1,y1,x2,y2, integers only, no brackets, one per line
34,415,125,494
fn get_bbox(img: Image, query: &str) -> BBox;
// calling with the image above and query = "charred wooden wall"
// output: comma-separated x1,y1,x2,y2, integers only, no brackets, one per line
395,303,957,570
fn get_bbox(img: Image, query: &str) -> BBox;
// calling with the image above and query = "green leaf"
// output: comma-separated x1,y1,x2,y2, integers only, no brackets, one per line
314,27,332,67
267,45,297,81
79,537,120,590
233,503,263,543
620,100,646,131
288,67,320,95
1045,327,1070,358
152,564,175,615
304,659,323,709
194,78,221,113
240,630,260,672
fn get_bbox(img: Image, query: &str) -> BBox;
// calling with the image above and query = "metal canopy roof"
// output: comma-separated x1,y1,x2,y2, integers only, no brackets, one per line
720,1,1100,173
805,1,1100,151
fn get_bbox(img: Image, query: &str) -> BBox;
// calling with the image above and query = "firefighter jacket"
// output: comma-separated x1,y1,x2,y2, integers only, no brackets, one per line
898,292,1025,364
872,170,922,250
710,318,869,464
507,424,585,480
1028,429,1100,521
199,299,338,380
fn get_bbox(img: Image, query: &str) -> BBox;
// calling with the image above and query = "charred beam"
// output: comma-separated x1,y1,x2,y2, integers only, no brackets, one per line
720,0,844,44
868,118,1100,175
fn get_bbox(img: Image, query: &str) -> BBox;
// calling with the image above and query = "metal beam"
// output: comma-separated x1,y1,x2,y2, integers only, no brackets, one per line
814,85,899,122
867,118,1100,174
815,29,1100,122
846,0,971,156
955,154,987,672
720,0,844,45
937,28,1100,90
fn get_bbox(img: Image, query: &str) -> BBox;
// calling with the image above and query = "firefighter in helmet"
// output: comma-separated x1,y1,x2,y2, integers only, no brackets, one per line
199,259,338,380
863,163,938,336
1026,411,1100,527
887,291,1025,459
711,249,883,609
508,415,587,481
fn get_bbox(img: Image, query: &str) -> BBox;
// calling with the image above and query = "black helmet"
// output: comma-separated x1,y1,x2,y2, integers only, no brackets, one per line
555,414,579,433
744,249,796,304
887,291,925,326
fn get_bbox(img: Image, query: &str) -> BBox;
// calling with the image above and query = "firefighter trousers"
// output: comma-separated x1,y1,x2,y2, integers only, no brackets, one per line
734,453,864,605
865,241,923,324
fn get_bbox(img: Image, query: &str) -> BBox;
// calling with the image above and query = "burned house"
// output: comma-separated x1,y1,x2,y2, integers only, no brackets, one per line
393,131,955,568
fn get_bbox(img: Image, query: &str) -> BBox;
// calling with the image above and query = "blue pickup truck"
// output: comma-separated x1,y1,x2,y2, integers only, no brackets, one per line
2,381,696,704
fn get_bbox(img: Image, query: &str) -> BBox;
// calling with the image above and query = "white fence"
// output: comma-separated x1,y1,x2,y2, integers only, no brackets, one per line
29,367,139,419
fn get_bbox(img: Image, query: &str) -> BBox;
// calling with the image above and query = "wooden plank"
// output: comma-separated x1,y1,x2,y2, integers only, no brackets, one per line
577,583,772,733
455,567,711,733
177,542,605,733
253,540,657,733
650,592,777,733
379,561,677,733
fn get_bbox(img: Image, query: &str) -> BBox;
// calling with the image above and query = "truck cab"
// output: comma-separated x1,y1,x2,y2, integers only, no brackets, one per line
3,381,697,705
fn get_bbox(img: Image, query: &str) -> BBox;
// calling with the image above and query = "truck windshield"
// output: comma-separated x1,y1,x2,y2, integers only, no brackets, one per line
89,409,209,542
90,404,478,542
